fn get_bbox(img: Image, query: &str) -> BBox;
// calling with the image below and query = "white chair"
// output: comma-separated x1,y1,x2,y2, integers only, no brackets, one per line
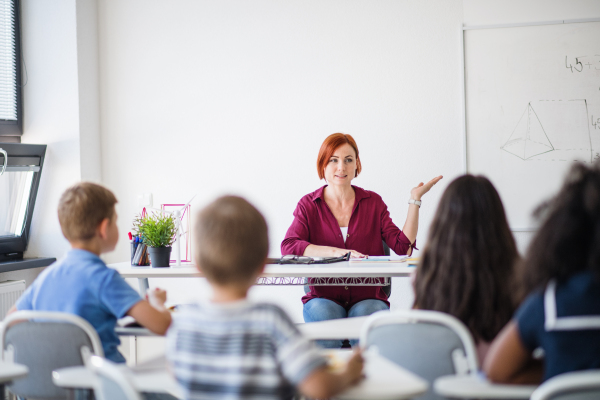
0,311,103,399
88,355,142,400
359,309,479,400
530,370,600,400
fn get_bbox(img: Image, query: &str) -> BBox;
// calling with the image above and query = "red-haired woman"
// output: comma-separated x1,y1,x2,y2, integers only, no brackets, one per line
282,133,442,348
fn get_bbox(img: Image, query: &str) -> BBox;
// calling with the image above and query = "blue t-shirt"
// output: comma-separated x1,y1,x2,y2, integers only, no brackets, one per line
16,249,142,363
515,271,600,381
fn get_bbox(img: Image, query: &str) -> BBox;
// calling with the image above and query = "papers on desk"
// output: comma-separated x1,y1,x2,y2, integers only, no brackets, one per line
350,255,409,263
349,256,421,266
117,316,136,326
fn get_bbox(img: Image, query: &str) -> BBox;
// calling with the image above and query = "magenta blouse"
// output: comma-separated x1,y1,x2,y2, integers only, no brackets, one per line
281,185,415,308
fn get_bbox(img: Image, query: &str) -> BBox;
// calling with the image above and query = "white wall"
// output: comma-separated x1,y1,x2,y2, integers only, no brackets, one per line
20,0,81,259
1,0,103,286
97,0,465,320
1,0,82,285
13,0,600,321
18,0,102,259
76,0,103,183
463,0,600,25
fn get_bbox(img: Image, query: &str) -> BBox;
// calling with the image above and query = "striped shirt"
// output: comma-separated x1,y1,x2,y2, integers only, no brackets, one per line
166,300,327,400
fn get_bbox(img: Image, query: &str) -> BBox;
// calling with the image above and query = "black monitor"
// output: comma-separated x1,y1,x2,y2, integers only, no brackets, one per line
0,143,47,262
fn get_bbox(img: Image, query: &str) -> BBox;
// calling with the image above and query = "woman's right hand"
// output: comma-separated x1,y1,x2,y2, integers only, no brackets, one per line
328,247,366,258
304,244,366,258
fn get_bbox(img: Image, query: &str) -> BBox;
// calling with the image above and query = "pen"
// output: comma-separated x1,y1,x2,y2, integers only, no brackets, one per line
130,234,136,265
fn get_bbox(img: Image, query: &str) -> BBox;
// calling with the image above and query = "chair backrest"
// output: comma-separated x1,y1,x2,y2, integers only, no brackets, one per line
89,355,142,400
530,370,600,400
360,309,479,400
0,311,104,399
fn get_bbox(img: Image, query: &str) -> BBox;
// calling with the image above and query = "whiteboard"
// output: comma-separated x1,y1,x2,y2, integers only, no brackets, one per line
464,21,600,229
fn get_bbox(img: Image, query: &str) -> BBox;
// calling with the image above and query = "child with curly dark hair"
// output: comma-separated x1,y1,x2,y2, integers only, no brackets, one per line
485,161,600,383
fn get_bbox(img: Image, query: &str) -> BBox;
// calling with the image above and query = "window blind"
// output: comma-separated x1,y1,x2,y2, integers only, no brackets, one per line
0,0,17,121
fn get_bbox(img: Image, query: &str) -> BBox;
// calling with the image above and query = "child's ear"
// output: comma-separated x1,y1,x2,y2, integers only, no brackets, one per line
97,218,111,240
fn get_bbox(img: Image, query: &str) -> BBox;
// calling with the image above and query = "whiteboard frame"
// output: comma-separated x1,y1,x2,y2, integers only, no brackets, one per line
463,17,600,31
459,21,467,174
461,17,600,233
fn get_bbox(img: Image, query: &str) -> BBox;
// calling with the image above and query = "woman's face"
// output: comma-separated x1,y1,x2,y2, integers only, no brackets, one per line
323,143,357,187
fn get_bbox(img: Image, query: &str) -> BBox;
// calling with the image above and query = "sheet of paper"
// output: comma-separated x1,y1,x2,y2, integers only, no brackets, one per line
350,255,409,262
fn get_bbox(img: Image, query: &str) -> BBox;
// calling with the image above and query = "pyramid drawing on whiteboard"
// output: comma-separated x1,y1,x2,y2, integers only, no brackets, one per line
501,103,554,160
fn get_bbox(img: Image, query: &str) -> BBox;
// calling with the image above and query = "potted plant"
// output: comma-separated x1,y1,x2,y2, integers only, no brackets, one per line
133,212,177,268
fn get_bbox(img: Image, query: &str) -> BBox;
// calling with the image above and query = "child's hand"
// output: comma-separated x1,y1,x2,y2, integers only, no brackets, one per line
146,288,167,308
345,349,364,384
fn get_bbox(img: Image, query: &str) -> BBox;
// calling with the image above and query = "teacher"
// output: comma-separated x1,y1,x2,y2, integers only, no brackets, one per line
281,133,442,347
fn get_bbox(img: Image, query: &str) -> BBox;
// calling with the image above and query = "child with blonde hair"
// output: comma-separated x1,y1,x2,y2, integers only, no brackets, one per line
167,195,363,400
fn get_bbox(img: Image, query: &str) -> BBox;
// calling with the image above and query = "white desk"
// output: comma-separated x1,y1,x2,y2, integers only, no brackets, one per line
53,350,427,400
299,315,368,340
116,316,370,340
108,261,415,293
336,349,428,399
0,360,28,384
434,374,537,399
0,360,28,397
52,364,183,398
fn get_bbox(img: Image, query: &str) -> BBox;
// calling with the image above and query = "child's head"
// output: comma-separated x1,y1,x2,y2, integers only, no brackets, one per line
58,182,118,251
414,174,518,342
520,161,600,296
193,195,268,288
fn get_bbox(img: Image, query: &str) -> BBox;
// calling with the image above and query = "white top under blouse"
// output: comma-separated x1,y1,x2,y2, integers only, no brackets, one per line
340,227,348,243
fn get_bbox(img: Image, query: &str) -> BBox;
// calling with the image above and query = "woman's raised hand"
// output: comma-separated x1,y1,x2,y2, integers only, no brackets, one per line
411,175,443,200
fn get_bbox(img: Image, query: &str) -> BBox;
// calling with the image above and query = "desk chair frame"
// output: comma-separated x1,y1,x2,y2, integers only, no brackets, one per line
360,310,479,400
0,311,104,399
0,311,104,361
89,356,142,400
360,309,479,375
530,370,600,400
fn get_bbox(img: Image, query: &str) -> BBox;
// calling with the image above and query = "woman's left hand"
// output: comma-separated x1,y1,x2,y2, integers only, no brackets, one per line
411,175,443,200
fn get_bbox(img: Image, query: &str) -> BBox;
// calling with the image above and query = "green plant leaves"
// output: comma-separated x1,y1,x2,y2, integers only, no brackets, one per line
132,212,177,248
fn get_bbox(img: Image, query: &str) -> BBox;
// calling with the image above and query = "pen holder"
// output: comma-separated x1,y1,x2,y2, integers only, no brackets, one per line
131,241,150,266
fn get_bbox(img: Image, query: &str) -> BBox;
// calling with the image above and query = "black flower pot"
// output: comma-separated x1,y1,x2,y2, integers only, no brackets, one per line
148,246,171,268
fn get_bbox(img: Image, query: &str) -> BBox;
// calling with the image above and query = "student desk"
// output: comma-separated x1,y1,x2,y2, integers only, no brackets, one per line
52,349,428,400
108,261,415,294
0,361,28,393
53,364,182,398
0,361,27,383
116,315,371,341
434,374,537,399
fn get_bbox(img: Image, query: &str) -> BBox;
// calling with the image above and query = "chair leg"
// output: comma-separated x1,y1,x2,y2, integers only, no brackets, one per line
4,387,17,400
67,389,95,400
